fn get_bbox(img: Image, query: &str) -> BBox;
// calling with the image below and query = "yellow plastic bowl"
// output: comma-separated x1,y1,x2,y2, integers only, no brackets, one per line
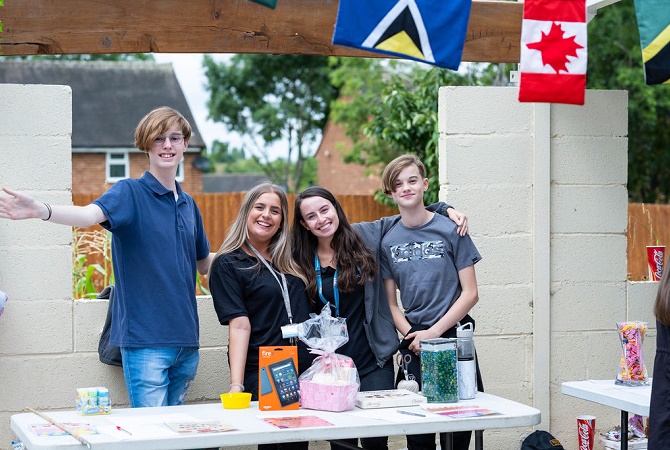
220,392,252,409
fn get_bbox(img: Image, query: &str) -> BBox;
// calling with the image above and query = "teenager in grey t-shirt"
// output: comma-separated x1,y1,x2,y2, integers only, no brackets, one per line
380,213,481,328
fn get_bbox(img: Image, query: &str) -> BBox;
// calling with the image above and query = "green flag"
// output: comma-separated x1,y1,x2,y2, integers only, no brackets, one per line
634,0,670,84
250,0,278,9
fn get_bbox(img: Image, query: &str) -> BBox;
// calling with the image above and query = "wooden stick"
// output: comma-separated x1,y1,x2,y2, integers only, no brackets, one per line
25,407,92,449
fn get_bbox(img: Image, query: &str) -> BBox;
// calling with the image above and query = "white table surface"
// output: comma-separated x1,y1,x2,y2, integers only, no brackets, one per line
561,379,651,416
11,392,540,450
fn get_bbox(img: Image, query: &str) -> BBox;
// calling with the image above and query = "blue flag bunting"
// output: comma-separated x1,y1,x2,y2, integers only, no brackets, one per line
332,0,472,70
634,0,670,84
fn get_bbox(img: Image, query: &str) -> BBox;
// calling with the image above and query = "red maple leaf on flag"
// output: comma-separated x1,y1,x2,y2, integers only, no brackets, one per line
526,22,584,73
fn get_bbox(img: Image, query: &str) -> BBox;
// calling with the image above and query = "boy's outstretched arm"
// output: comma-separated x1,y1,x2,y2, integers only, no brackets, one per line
0,187,106,228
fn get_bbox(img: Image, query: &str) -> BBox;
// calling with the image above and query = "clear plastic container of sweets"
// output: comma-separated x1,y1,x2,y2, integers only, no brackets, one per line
420,338,458,403
615,321,649,386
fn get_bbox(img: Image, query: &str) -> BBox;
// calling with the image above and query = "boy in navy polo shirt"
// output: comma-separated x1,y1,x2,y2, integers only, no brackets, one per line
0,107,214,407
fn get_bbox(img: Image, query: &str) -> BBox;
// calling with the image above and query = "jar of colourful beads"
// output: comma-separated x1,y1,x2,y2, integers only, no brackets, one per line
420,338,458,403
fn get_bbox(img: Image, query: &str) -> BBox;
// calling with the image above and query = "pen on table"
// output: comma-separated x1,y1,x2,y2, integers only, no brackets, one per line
397,410,425,417
116,426,133,435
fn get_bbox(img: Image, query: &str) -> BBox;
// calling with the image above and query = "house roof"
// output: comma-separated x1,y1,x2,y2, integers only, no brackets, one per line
0,60,205,151
201,174,269,193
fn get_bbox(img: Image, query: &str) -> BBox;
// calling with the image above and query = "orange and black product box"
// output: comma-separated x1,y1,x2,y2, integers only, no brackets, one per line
258,346,300,411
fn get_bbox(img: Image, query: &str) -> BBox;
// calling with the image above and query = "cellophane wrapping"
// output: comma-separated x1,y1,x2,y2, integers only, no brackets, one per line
297,305,360,411
615,321,649,386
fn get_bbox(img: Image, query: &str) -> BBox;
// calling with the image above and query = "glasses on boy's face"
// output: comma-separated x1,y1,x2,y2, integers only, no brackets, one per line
153,134,185,146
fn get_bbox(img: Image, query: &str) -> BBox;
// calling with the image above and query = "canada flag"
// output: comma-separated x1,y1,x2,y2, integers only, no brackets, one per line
518,0,587,105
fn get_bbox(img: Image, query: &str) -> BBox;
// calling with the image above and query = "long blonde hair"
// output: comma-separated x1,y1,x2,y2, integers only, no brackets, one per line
210,181,306,284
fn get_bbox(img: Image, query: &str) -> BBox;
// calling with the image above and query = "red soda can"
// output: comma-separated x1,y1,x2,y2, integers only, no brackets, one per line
577,415,596,450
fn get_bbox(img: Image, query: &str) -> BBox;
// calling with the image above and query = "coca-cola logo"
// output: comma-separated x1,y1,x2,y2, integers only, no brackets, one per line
578,422,591,450
654,249,664,279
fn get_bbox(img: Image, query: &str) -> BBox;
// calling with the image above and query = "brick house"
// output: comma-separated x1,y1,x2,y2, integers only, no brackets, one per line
314,120,382,195
0,60,206,195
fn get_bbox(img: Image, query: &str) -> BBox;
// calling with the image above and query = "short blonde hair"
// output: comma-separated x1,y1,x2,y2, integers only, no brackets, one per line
134,107,192,152
381,154,426,195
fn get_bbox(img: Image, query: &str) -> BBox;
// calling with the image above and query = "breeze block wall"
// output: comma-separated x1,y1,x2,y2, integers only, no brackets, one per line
0,83,656,450
437,86,652,448
0,84,229,449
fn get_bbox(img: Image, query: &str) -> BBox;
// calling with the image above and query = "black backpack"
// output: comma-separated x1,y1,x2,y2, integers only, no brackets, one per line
97,286,122,367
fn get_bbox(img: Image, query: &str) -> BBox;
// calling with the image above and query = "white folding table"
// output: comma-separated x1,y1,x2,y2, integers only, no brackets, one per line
11,392,540,450
561,379,651,450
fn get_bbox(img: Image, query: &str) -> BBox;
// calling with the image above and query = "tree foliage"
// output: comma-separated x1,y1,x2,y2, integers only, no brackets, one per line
587,0,670,202
331,0,670,205
329,58,511,204
203,54,334,192
206,140,246,171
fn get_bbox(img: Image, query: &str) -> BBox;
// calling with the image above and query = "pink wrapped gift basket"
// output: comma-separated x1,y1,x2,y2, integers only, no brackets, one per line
300,380,359,412
284,305,361,412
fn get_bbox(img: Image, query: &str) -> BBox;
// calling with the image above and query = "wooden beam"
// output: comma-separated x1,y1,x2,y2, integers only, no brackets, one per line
0,0,522,63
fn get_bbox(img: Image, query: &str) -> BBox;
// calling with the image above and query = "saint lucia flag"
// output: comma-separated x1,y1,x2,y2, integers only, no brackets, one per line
332,0,472,70
634,0,670,85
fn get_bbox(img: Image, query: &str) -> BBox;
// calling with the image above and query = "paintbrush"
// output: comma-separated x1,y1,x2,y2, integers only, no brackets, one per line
25,407,92,449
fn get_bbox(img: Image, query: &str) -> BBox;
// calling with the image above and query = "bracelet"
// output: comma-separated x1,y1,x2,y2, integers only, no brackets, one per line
229,383,244,391
42,203,52,221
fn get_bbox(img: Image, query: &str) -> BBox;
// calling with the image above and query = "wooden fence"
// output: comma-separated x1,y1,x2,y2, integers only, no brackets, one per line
72,193,399,293
73,193,399,251
628,203,670,281
71,195,669,291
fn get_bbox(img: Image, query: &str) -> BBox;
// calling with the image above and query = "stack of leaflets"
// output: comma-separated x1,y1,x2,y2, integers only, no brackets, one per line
165,421,236,434
355,389,427,409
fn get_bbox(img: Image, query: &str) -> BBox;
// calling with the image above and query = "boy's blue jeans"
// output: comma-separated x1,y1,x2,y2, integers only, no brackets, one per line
121,347,199,407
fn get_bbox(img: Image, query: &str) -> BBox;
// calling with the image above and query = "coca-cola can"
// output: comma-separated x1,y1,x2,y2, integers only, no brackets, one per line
647,246,666,281
577,415,596,450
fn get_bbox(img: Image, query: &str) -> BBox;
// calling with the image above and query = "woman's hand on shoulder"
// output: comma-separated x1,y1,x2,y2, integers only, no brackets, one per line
446,208,468,236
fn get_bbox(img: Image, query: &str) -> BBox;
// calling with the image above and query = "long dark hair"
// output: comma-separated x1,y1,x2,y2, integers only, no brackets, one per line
292,186,377,304
654,271,670,327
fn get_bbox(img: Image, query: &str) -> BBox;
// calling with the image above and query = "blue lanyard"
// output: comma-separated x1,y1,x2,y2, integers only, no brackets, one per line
314,252,339,317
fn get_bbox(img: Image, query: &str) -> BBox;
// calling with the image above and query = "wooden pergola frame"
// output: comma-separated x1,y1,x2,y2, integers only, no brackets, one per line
0,0,622,62
1,0,524,62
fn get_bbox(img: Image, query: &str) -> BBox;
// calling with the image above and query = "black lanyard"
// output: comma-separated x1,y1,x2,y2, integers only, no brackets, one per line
248,243,296,345
314,252,339,317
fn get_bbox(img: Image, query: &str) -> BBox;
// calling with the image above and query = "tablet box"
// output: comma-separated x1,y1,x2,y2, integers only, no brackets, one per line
258,346,300,411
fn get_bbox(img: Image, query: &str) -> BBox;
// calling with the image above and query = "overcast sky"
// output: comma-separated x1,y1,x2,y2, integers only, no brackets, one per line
153,53,233,149
153,53,286,160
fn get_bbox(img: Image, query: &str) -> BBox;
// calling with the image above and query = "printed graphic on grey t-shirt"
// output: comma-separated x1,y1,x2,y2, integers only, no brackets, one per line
390,240,445,262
